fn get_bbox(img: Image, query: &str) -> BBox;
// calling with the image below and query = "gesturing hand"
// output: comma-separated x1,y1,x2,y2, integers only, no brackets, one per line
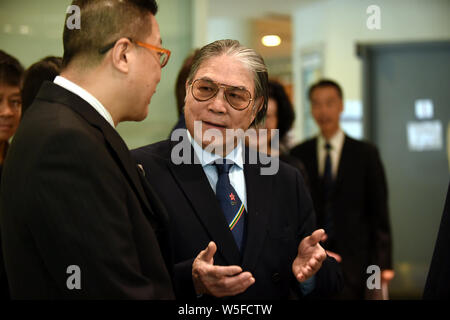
292,229,327,282
192,241,255,297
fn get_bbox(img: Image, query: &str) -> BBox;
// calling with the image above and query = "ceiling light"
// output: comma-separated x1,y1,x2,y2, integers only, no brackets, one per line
261,35,281,47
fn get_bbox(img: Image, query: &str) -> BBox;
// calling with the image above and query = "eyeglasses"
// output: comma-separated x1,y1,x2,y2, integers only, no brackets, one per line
98,37,171,68
190,79,253,111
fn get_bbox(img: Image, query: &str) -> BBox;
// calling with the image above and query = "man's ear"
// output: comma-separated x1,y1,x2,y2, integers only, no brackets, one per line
111,38,133,73
253,96,264,116
185,80,190,99
250,96,264,125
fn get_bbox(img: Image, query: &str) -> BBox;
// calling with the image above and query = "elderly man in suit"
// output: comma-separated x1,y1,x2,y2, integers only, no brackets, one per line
132,39,343,300
0,0,174,299
290,79,393,299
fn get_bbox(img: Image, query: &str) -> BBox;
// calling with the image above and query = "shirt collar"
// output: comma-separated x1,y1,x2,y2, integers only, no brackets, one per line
318,128,345,150
186,129,244,169
54,76,115,128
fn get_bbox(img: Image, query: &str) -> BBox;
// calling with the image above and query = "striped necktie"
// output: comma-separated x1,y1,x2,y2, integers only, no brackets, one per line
214,160,246,252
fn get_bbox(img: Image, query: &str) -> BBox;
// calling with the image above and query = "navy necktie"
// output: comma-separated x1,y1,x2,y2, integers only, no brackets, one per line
323,142,333,198
214,160,246,252
322,142,334,239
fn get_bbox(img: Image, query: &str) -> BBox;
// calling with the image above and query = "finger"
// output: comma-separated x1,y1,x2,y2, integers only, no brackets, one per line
211,264,243,277
321,232,328,242
220,272,255,295
309,229,325,246
308,258,319,269
326,250,342,263
199,241,217,262
296,271,305,282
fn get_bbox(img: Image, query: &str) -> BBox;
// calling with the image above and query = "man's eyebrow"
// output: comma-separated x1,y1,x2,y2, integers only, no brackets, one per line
198,77,248,90
8,92,21,98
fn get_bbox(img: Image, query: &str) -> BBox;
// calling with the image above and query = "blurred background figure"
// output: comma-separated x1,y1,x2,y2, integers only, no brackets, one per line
21,56,62,115
1,0,449,299
171,49,199,133
290,79,394,299
250,79,309,186
423,182,450,299
0,49,24,300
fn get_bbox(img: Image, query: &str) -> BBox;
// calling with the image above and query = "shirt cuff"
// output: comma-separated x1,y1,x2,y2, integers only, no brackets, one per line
299,275,316,296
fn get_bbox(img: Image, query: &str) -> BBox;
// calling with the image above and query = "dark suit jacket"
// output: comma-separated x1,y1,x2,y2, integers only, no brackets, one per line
0,81,174,299
132,134,343,300
290,135,392,298
423,182,450,299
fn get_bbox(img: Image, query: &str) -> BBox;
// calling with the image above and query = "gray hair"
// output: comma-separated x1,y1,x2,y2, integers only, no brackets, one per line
186,39,268,126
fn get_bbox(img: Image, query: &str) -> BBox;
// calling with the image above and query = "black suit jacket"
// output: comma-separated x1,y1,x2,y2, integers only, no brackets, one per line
423,182,450,299
0,82,174,299
290,135,392,298
132,134,343,300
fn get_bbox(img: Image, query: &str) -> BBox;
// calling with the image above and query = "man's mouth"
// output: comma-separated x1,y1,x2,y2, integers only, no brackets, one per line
202,120,227,129
0,123,13,130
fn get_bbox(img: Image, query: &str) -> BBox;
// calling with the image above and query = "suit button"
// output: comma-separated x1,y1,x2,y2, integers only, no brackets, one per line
272,273,280,283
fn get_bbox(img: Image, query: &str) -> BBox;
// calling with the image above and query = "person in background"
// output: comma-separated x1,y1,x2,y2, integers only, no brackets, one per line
170,49,199,133
133,39,343,300
21,56,62,114
423,182,450,299
290,79,394,299
0,49,24,300
257,79,309,187
0,0,174,299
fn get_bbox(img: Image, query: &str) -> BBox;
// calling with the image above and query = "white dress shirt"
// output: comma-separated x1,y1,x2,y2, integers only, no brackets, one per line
317,129,345,179
54,76,115,128
187,129,247,210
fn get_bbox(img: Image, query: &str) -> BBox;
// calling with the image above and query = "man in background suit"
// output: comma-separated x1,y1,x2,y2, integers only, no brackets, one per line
133,40,343,300
0,50,24,300
423,182,450,299
0,0,174,299
290,79,393,299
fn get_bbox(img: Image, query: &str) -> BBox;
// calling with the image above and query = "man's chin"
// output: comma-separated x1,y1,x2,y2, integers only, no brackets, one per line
201,138,237,156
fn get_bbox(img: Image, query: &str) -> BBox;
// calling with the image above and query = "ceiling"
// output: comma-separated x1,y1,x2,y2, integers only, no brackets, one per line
208,0,319,19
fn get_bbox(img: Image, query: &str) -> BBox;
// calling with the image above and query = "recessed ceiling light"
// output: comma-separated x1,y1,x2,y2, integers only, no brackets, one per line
262,35,281,47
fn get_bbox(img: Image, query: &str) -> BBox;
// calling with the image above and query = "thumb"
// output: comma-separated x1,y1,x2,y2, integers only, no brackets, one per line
199,241,217,263
309,229,325,246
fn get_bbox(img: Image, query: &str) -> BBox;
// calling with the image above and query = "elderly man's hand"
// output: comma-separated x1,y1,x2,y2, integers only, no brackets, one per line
192,241,255,297
292,229,327,282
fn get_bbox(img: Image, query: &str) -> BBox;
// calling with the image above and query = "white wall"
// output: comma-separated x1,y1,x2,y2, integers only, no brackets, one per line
293,0,450,142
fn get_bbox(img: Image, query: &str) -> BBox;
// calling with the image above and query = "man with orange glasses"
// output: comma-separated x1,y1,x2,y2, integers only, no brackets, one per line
0,0,174,299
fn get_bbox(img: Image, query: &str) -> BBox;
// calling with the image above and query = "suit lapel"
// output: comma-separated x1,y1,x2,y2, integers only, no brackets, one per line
167,138,241,266
334,135,351,193
310,138,320,187
37,82,155,219
241,155,273,272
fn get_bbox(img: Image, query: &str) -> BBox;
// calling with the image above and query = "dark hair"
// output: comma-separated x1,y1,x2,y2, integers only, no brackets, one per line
187,39,269,126
268,80,295,141
0,50,24,87
308,79,343,101
21,56,63,114
175,49,199,116
62,0,158,68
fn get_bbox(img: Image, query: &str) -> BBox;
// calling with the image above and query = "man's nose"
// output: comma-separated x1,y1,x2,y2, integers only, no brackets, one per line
0,101,14,117
207,88,228,113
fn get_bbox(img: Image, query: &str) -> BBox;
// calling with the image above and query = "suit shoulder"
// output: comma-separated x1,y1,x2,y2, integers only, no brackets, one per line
345,136,380,155
131,139,172,162
275,159,304,184
290,137,317,156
